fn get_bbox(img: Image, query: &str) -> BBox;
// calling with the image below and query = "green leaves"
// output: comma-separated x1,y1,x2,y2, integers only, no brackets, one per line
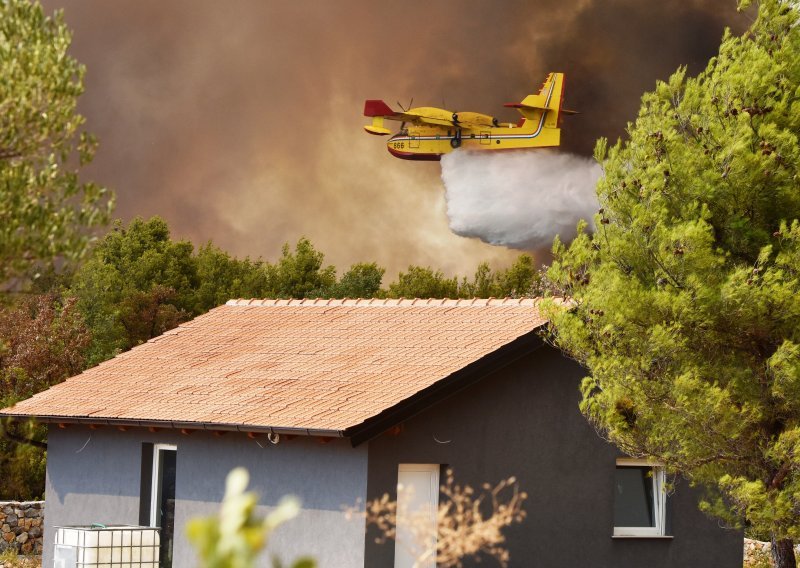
0,0,112,288
187,467,315,568
548,0,800,546
69,216,552,365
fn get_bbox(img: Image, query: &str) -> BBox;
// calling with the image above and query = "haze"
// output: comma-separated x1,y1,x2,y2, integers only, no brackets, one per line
43,0,747,277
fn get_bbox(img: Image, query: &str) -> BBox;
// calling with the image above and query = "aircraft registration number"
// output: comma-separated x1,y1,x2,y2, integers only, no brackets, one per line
391,142,405,149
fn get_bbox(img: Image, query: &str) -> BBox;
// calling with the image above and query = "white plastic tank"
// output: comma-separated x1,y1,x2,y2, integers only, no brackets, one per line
54,525,160,568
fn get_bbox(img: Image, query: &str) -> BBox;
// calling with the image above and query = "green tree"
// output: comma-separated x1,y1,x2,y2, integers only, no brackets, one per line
268,238,336,299
496,254,541,297
547,2,800,565
387,266,459,299
459,255,544,299
70,217,197,364
194,243,270,312
330,262,385,298
0,0,112,289
117,285,189,349
460,262,501,299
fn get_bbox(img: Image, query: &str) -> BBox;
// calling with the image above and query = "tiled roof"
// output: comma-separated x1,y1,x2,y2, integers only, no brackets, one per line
0,298,549,435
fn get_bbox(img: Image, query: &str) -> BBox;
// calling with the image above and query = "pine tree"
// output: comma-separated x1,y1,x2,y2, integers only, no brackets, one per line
547,2,800,565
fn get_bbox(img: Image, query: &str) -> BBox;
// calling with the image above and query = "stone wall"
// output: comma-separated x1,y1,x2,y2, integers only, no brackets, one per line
0,502,44,555
744,538,800,566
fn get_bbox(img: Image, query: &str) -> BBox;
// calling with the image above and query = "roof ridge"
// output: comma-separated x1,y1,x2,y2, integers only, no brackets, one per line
225,297,546,307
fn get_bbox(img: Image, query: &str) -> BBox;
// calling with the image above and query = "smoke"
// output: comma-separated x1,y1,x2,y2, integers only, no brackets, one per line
442,150,601,250
42,0,748,277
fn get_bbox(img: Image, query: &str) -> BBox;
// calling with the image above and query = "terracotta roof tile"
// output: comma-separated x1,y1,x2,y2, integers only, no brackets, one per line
1,298,550,433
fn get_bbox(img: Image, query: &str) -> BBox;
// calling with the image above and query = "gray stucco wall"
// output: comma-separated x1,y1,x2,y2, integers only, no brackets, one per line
365,345,744,567
43,427,367,568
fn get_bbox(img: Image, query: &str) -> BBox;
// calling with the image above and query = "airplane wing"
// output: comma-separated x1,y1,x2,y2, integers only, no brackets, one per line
451,112,499,129
364,100,455,129
364,100,432,135
364,101,503,132
364,100,418,123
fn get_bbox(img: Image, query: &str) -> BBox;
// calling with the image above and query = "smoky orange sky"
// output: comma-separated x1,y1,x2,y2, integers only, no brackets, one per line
43,0,748,278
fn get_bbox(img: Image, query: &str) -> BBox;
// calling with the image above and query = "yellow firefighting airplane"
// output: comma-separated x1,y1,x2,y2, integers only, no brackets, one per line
364,72,569,161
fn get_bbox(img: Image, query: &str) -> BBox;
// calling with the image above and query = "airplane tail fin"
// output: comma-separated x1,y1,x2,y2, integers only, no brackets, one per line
364,100,395,117
504,73,565,129
363,100,394,135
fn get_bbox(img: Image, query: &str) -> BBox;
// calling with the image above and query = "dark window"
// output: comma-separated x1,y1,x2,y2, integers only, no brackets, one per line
155,448,177,568
613,461,665,536
140,444,177,567
614,466,654,527
139,443,154,526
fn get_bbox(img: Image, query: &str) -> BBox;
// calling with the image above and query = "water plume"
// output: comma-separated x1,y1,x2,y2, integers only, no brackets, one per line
441,149,601,250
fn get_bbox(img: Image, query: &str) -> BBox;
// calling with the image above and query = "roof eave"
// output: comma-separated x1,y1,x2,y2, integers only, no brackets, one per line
0,415,344,438
344,327,547,446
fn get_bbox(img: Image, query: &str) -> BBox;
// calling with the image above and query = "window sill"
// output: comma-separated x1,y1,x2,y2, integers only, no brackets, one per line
612,535,674,539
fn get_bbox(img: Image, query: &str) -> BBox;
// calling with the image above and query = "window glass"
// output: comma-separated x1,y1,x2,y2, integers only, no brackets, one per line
613,461,666,536
614,466,654,527
157,449,177,568
146,444,177,568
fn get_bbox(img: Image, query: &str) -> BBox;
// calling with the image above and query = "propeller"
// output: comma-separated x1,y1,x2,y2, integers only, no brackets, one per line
396,98,414,112
397,98,413,131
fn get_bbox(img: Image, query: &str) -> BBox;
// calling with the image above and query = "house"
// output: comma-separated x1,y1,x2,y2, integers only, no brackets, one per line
1,298,743,567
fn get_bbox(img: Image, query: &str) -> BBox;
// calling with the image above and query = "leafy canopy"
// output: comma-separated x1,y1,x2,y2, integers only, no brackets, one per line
547,0,800,550
0,0,112,288
70,216,549,365
70,217,197,365
0,295,90,499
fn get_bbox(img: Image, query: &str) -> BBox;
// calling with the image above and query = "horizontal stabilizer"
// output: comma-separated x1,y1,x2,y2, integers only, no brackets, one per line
364,125,391,135
364,115,391,135
505,72,566,129
364,99,395,117
503,95,550,111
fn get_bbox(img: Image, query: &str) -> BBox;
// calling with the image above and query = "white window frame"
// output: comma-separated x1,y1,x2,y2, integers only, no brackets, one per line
613,458,666,537
150,443,177,528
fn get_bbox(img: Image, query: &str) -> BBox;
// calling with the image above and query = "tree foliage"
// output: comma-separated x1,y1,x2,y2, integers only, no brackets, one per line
70,217,196,365
0,295,90,406
187,467,315,568
0,0,112,289
70,216,547,365
328,262,385,299
0,295,90,499
194,243,270,312
387,266,459,299
388,255,544,300
267,238,336,299
547,1,800,563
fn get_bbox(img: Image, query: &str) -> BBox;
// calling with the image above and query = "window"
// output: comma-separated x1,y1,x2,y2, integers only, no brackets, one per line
139,443,177,567
613,458,666,537
395,464,440,568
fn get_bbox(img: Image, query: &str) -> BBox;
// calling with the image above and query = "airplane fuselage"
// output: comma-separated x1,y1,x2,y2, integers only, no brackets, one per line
386,118,561,161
